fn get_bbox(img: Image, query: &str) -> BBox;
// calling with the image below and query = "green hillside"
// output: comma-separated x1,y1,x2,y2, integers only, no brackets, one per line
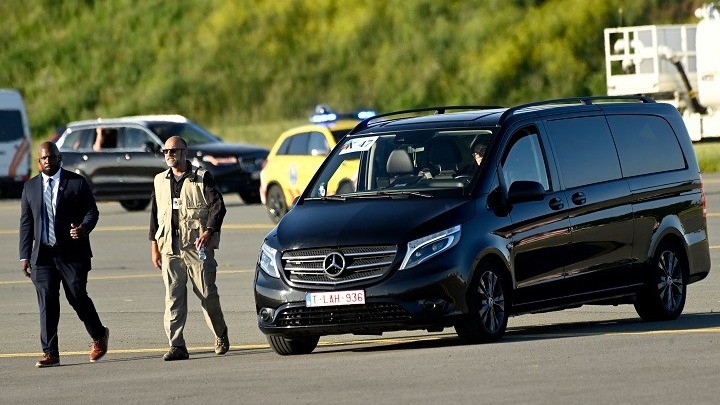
0,0,701,146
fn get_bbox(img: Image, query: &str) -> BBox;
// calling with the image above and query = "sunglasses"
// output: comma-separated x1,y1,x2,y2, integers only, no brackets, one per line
162,148,186,154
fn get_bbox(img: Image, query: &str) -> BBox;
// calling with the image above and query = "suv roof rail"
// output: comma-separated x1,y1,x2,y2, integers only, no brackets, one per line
498,95,656,125
350,105,503,134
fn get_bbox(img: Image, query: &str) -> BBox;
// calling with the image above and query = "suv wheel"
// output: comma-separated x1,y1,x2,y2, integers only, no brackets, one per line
267,335,319,355
455,262,508,343
266,185,288,224
239,191,261,205
634,242,687,321
120,199,151,211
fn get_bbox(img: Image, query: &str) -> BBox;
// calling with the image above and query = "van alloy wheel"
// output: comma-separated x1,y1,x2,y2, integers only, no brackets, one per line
634,242,687,321
455,263,508,343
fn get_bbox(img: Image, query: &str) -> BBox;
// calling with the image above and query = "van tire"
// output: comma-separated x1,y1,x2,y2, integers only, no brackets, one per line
266,185,288,224
455,262,508,343
120,199,151,211
634,242,687,321
267,335,319,355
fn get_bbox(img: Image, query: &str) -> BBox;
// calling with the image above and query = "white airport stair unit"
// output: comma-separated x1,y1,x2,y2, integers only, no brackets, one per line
604,3,720,141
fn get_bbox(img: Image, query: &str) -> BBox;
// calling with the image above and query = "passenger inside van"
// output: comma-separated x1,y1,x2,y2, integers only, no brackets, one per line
92,128,118,151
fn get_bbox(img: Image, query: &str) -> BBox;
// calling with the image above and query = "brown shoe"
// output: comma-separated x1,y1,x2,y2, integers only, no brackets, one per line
36,354,60,368
215,329,229,355
90,327,109,362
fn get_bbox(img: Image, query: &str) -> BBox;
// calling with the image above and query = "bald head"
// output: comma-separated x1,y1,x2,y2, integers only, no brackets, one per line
37,141,62,176
163,136,188,171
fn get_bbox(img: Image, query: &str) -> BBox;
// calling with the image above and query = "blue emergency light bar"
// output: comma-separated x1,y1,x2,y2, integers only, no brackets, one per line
310,105,376,124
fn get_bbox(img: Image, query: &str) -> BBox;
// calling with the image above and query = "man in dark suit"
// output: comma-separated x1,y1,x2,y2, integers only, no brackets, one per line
19,141,109,368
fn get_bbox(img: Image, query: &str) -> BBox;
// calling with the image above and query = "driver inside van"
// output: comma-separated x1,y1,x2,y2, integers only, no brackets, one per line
458,141,486,175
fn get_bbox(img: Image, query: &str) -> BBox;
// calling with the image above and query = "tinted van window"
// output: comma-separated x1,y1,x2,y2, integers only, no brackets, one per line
0,110,23,142
546,116,622,188
502,129,550,190
607,115,685,177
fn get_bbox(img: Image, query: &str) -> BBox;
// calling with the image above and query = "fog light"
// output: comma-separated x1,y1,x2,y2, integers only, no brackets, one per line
259,308,274,322
421,300,437,312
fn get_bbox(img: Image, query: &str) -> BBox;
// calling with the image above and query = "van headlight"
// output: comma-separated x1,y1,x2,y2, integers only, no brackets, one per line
258,242,279,278
400,225,461,270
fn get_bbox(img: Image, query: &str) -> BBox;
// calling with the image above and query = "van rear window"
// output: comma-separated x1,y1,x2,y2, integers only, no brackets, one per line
607,115,685,177
0,110,23,142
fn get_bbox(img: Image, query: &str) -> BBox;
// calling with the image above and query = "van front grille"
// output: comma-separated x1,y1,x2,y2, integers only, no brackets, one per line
281,245,397,286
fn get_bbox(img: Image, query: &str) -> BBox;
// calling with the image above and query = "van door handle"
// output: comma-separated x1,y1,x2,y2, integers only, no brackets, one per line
549,197,564,210
571,192,586,205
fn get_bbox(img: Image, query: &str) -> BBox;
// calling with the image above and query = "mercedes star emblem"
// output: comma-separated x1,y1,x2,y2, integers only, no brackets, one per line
323,252,346,278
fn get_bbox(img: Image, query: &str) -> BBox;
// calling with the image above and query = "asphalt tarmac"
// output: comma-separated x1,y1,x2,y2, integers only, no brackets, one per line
1,178,720,404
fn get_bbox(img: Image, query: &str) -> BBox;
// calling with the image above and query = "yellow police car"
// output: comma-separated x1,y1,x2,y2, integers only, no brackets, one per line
260,106,375,223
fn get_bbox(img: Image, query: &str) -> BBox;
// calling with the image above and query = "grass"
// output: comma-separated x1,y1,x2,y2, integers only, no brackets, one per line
693,142,720,173
210,118,308,149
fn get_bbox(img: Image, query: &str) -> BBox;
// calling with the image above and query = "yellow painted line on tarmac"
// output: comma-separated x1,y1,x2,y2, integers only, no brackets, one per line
606,327,720,336
3,328,720,358
0,224,272,235
0,269,253,286
0,345,269,359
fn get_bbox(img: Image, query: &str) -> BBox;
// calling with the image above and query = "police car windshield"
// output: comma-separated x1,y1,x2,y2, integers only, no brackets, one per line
305,128,495,200
147,121,221,146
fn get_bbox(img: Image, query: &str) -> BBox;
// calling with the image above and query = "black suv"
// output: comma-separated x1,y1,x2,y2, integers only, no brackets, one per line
55,115,268,211
254,97,711,355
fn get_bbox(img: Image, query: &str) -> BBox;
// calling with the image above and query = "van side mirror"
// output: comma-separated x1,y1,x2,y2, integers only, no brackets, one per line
507,181,546,204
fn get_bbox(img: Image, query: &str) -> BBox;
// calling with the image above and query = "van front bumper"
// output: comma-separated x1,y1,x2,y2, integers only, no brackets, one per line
254,256,472,338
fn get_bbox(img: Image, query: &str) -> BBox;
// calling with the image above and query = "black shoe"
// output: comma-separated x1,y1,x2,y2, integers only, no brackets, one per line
163,346,189,361
215,329,229,355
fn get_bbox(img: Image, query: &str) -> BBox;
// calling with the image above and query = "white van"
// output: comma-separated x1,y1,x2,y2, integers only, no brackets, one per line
0,89,31,198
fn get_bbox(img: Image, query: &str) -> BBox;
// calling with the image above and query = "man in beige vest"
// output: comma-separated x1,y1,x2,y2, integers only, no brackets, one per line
149,136,229,361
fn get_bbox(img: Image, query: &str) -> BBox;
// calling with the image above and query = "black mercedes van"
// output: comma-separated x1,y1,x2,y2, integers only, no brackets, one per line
254,97,711,355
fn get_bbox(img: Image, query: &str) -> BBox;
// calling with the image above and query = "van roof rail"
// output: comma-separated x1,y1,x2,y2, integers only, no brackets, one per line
350,105,503,134
498,96,656,125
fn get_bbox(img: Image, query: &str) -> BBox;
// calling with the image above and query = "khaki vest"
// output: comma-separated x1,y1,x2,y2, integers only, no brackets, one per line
154,167,220,254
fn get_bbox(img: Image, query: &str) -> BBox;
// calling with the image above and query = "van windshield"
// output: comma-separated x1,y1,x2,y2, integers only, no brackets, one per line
305,128,495,200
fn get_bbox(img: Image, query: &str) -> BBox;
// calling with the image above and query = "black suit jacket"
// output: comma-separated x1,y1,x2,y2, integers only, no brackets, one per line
19,168,99,265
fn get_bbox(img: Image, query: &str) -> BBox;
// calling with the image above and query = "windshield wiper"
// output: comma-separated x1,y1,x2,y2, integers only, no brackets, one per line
306,190,433,201
353,190,433,199
305,195,346,201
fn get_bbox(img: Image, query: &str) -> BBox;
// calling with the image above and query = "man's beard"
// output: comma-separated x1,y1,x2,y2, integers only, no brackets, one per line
165,158,179,168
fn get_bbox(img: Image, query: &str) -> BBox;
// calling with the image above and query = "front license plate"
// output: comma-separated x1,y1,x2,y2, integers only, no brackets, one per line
306,290,365,307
